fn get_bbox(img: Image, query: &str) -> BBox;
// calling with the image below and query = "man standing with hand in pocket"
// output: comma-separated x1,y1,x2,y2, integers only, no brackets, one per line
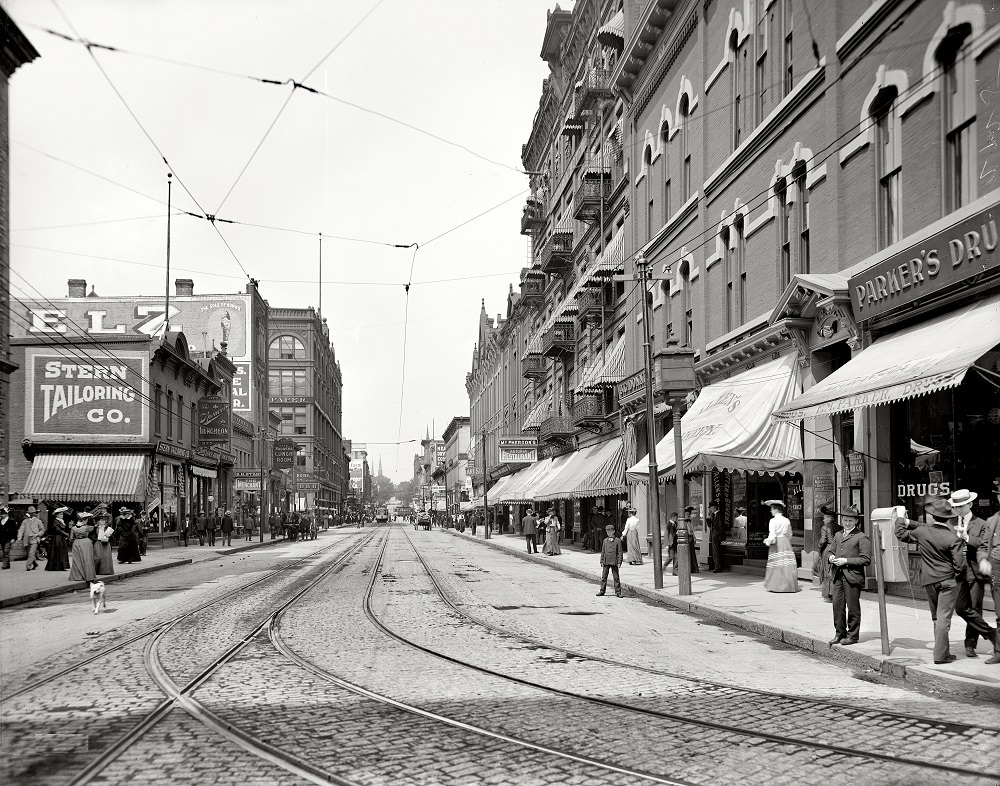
828,505,871,646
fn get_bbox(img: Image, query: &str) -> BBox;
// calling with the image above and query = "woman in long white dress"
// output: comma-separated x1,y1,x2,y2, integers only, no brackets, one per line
623,507,644,565
543,509,562,555
763,500,799,592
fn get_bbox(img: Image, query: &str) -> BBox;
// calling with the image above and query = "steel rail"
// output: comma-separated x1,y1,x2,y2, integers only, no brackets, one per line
390,527,996,782
270,523,693,786
62,531,378,786
1,538,344,703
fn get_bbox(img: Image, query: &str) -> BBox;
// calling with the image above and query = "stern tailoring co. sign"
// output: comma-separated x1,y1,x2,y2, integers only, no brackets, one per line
24,348,149,443
850,204,1000,321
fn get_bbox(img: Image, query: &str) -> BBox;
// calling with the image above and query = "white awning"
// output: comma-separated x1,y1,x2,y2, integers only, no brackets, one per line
536,444,607,501
494,458,554,503
191,465,218,479
597,9,625,48
578,333,627,391
773,293,1000,421
626,354,803,482
21,452,149,502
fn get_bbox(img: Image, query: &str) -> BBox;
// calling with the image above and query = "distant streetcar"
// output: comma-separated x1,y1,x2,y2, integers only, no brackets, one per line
374,506,389,523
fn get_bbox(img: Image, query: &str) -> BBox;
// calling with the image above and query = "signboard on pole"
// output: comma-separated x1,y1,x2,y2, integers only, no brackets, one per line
273,438,295,469
197,395,230,445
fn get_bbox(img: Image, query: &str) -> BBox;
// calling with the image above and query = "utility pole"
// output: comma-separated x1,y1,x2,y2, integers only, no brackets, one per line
482,427,489,540
636,252,665,589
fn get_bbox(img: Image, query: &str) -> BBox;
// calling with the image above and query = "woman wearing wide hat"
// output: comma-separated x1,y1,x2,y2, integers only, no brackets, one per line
67,511,97,583
44,506,71,571
762,500,799,592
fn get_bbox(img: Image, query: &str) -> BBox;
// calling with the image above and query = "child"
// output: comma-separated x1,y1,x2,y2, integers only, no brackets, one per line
596,523,624,597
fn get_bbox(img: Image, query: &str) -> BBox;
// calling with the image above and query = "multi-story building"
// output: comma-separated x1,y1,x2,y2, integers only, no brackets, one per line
0,10,38,503
467,1,633,541
268,306,345,518
349,442,371,506
441,416,471,515
609,0,1000,583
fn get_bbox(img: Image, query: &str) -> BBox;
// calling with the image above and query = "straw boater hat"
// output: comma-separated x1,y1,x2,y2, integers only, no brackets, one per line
924,498,958,520
948,489,977,507
53,506,69,515
735,506,746,513
763,499,786,510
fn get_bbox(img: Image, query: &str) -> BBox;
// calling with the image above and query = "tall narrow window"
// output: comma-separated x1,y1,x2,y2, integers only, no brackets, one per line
777,179,791,291
755,0,768,122
872,88,902,249
178,395,184,443
731,31,743,150
938,24,975,212
645,147,655,240
661,281,672,342
794,163,810,274
726,217,746,331
680,261,692,346
166,391,174,438
679,95,691,202
661,122,671,222
782,0,793,95
154,385,162,435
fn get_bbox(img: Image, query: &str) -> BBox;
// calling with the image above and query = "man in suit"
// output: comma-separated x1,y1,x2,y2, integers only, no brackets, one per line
950,489,991,658
895,499,997,664
220,509,234,547
828,505,871,646
194,510,207,546
977,481,1000,664
707,501,725,573
521,508,538,554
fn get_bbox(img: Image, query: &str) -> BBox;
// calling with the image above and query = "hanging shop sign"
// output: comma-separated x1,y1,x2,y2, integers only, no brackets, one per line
499,436,538,464
847,450,866,485
273,438,296,469
197,395,231,445
23,347,149,443
235,478,261,492
849,202,1000,321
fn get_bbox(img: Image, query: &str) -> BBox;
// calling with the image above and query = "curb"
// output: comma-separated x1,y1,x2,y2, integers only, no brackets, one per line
0,558,193,609
447,529,1000,702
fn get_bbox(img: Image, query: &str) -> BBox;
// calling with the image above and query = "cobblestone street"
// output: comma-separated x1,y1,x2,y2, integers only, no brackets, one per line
1,526,998,785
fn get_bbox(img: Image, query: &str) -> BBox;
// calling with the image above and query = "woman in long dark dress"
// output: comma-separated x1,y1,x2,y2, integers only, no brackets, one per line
94,512,115,575
68,512,97,582
45,507,71,571
815,505,840,602
116,509,142,564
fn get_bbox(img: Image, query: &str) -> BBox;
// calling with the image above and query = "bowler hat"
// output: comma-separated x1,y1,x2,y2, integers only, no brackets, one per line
948,489,978,506
26,505,37,514
924,498,958,520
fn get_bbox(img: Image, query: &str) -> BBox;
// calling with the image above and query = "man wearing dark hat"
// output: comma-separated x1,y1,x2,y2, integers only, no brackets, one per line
827,505,870,646
895,500,998,664
950,489,991,658
521,508,538,554
17,505,45,570
0,505,17,569
707,501,725,573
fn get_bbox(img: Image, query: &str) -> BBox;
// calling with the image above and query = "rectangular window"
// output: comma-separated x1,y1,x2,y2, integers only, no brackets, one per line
732,44,743,150
178,395,184,443
942,50,975,212
875,105,902,248
726,222,746,332
796,173,810,274
778,187,791,291
166,391,174,438
647,190,655,240
664,178,671,224
154,385,162,435
755,0,768,123
783,0,793,96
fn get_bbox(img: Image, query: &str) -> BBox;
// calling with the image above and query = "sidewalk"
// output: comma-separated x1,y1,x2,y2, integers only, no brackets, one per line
0,535,295,608
451,528,1000,702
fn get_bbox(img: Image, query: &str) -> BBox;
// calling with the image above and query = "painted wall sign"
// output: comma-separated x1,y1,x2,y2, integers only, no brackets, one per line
14,294,256,414
849,204,1000,321
197,395,231,445
24,348,149,443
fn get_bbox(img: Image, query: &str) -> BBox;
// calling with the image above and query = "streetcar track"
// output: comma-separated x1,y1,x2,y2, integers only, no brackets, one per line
270,526,692,786
384,527,996,782
1,538,345,703
63,529,379,786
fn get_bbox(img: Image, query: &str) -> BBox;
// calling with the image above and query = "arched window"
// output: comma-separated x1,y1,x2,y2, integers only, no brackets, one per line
679,260,692,346
937,23,975,211
269,335,305,360
792,160,810,274
871,86,902,249
644,145,655,240
679,95,692,201
725,215,746,331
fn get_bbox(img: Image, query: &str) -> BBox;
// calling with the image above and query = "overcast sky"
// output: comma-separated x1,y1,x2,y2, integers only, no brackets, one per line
6,0,553,481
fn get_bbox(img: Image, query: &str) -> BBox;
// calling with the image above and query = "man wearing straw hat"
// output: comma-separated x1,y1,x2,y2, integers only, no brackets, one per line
949,488,991,658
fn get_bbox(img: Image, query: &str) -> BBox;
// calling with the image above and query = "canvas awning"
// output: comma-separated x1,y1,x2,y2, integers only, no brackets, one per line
21,452,149,502
573,439,627,498
597,9,625,48
486,473,515,501
492,459,548,503
773,293,1000,421
626,354,803,483
578,334,627,391
527,453,576,501
536,444,608,501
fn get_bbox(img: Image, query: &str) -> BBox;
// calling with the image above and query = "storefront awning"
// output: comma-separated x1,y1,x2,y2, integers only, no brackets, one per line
21,452,149,502
495,457,553,503
191,465,218,479
773,293,1000,421
578,334,627,391
573,439,626,498
486,473,515,501
626,354,803,483
536,444,607,501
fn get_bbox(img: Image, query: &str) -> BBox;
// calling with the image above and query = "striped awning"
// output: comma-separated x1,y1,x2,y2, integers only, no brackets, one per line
486,473,515,501
522,394,553,431
597,9,625,49
21,452,149,502
495,458,554,503
589,227,626,279
573,439,626,498
577,334,626,391
536,444,607,501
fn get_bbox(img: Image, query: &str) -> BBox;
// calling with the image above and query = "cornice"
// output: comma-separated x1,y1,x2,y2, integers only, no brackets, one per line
697,317,813,380
630,7,699,119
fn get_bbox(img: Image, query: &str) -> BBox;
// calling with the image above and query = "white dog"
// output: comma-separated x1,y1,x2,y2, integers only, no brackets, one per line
89,581,106,614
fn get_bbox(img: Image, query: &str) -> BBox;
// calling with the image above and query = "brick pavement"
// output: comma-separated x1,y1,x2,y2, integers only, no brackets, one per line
450,528,1000,701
